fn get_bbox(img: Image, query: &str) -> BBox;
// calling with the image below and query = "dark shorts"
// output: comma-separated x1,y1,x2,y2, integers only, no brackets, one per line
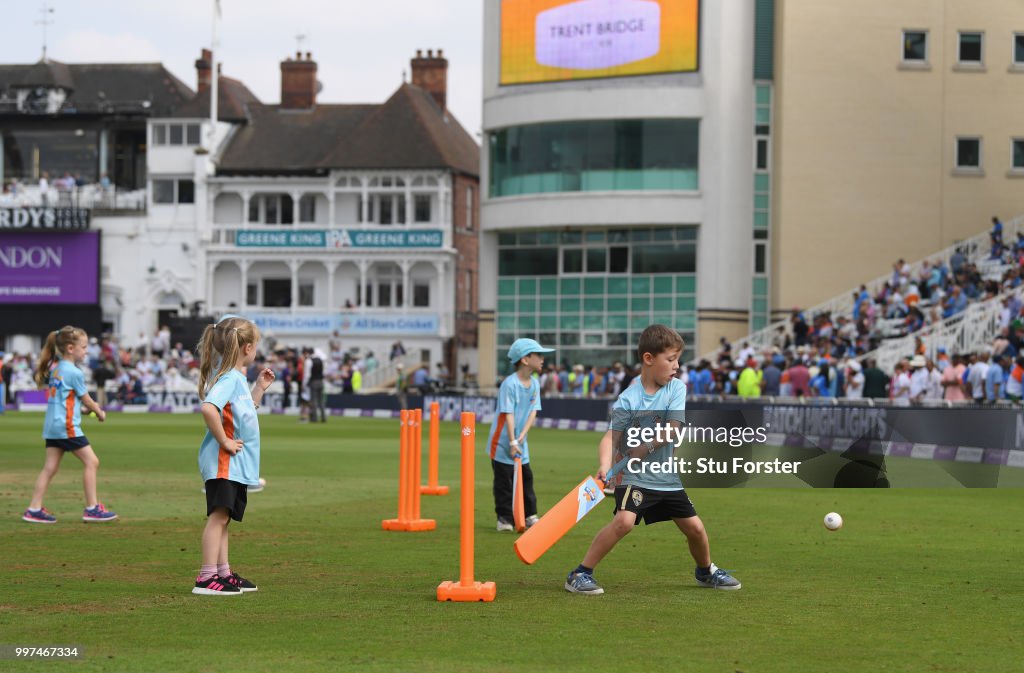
613,485,697,525
45,436,90,452
205,479,247,522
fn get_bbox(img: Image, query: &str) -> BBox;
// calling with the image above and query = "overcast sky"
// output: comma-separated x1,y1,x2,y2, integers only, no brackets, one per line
1,0,484,138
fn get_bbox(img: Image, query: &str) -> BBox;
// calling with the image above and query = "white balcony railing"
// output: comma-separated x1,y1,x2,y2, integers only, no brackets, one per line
0,185,145,211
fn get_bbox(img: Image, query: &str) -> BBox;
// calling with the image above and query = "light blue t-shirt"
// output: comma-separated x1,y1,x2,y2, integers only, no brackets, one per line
610,377,687,491
43,359,88,440
487,373,541,465
198,370,261,486
985,363,1006,401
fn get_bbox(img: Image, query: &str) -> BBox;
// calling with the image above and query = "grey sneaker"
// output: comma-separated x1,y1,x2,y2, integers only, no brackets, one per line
496,518,514,532
525,515,539,529
695,563,741,590
565,570,604,595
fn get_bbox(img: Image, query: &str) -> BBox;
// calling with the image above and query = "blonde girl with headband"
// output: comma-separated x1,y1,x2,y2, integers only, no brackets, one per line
192,315,275,596
23,325,118,524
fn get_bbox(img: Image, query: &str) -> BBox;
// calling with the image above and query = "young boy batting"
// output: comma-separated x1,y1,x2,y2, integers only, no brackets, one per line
565,324,741,595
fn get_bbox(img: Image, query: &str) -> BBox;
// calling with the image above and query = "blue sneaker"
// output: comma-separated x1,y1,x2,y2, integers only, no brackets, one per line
22,507,57,524
695,563,741,590
82,503,118,523
565,570,604,595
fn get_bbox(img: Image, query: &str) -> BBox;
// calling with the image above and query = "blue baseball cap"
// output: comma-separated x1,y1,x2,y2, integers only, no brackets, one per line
508,338,554,363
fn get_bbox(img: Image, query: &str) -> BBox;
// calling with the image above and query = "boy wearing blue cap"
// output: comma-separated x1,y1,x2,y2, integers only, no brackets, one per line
487,338,554,532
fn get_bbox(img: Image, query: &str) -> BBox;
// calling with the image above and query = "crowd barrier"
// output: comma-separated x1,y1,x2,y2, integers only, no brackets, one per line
11,389,1022,480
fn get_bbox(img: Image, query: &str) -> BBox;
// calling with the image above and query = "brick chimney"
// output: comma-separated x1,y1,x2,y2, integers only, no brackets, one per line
280,51,317,109
411,48,448,111
195,48,212,92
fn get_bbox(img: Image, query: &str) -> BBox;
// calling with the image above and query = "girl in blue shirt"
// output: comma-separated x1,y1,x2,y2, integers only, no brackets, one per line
23,325,117,524
192,315,275,596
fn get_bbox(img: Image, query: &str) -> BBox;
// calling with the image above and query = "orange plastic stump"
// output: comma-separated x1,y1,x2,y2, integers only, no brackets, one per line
382,409,436,532
421,402,450,495
437,580,497,602
437,412,495,602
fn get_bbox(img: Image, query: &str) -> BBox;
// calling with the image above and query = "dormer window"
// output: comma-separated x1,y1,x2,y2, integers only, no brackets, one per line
17,86,65,114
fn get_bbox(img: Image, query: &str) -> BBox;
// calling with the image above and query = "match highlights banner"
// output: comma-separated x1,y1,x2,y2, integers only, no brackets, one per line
500,0,699,85
0,231,99,304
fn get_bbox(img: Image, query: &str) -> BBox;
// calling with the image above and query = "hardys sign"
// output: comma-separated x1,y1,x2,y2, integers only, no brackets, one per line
0,207,91,230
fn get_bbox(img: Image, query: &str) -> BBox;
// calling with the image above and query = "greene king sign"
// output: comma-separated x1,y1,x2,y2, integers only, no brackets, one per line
0,207,91,230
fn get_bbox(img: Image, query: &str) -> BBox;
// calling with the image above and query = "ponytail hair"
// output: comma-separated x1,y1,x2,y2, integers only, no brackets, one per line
34,325,87,387
196,315,261,400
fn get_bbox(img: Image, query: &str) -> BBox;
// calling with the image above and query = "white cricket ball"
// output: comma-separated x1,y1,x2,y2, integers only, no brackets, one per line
258,478,266,487
824,512,843,531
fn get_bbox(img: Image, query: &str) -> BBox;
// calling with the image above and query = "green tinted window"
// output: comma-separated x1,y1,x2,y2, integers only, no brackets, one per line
490,120,700,197
633,244,696,274
676,296,696,311
631,276,651,294
654,277,674,294
675,276,696,293
560,278,581,295
607,277,629,295
607,297,628,311
499,249,557,276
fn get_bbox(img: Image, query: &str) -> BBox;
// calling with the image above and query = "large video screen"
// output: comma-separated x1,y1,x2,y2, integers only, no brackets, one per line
500,0,699,85
0,231,100,305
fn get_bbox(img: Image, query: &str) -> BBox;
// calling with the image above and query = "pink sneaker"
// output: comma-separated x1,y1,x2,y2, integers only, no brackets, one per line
82,503,118,522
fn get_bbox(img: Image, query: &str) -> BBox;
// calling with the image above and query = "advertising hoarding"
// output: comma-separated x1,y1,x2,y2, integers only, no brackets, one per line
0,231,100,305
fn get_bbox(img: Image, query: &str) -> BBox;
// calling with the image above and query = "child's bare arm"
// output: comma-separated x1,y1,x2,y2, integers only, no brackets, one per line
517,410,538,444
504,412,521,457
250,367,276,407
597,430,616,479
80,393,105,421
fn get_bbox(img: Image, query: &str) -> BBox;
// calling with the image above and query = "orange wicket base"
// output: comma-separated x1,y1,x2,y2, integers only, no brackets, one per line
382,518,436,531
420,485,450,495
437,580,496,602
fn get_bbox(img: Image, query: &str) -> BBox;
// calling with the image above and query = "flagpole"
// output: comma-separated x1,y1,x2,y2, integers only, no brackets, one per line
209,0,220,150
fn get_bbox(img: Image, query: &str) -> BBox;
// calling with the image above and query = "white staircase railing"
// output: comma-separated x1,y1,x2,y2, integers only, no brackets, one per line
696,212,1024,362
359,359,428,393
860,285,1024,374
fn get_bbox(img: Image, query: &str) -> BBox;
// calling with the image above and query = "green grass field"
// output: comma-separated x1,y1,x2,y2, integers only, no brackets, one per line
1,412,1021,672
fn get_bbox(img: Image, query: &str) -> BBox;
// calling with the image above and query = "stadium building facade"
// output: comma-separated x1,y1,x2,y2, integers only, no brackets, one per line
771,0,1024,317
147,49,480,373
2,50,481,376
479,0,766,383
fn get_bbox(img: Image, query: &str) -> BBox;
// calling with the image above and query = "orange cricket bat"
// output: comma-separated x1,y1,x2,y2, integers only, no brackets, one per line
513,457,526,533
513,456,630,565
513,474,607,564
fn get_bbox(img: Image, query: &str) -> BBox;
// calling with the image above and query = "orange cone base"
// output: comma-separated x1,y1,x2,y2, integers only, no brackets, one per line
420,485,450,496
382,518,437,531
437,580,497,602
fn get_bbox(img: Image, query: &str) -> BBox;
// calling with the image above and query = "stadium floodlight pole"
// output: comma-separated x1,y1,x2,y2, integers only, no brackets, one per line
208,0,221,150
